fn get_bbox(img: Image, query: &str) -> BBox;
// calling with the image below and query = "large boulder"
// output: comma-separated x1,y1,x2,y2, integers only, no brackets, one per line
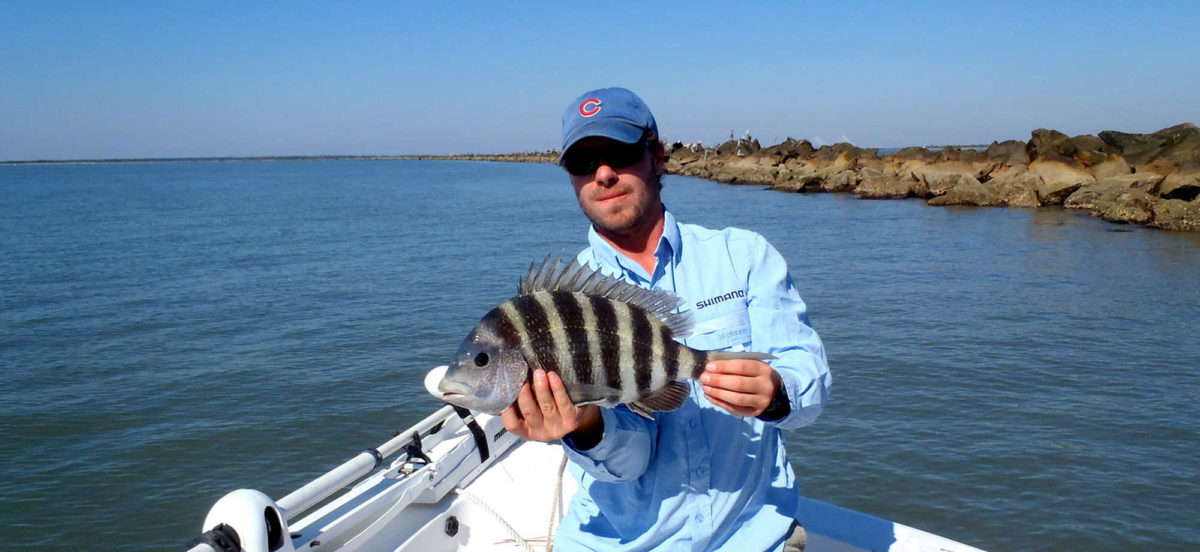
927,174,998,206
927,171,974,198
933,146,986,163
856,156,889,174
1088,155,1134,180
1099,123,1200,169
823,150,859,174
710,157,778,185
673,161,714,179
1096,190,1157,225
1099,129,1164,163
1160,170,1200,201
1030,160,1095,204
890,146,936,162
772,167,825,193
823,169,860,193
892,158,930,183
814,142,861,162
985,169,1042,207
1063,181,1126,211
1026,129,1078,164
1063,175,1159,210
664,157,686,174
1101,173,1166,194
1150,198,1200,231
1141,124,1200,174
1025,128,1114,167
984,140,1030,166
714,137,762,157
1069,134,1112,167
855,173,922,199
912,161,985,195
668,148,700,167
758,138,815,165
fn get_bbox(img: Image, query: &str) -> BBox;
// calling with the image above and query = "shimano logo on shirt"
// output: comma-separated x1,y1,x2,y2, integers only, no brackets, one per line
695,289,745,310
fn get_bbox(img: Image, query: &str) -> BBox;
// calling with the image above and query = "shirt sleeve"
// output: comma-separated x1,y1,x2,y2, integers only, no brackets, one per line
745,233,831,430
561,405,658,482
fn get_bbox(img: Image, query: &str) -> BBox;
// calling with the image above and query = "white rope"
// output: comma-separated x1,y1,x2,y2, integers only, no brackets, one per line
454,487,536,552
543,449,570,551
453,447,570,552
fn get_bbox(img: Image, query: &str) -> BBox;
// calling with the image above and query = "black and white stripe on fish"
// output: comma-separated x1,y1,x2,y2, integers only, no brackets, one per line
438,256,774,419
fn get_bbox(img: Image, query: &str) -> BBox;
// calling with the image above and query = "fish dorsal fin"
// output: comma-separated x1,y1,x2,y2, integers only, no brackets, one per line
519,255,694,337
628,380,691,418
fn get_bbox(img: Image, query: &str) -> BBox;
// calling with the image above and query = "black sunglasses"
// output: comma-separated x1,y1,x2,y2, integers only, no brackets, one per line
562,140,648,176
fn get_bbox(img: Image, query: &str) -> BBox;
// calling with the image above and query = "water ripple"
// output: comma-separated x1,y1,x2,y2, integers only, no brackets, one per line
1,161,1197,551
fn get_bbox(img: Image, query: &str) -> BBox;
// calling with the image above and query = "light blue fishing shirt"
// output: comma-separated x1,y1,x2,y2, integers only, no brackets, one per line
557,208,831,552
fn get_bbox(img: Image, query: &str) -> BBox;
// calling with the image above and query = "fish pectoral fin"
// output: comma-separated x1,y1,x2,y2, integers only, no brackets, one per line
571,385,621,406
629,380,691,418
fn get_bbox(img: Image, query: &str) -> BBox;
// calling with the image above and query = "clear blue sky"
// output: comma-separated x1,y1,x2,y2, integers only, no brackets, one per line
2,1,1197,160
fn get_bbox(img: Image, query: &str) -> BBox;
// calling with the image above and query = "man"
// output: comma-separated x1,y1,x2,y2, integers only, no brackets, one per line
501,87,830,551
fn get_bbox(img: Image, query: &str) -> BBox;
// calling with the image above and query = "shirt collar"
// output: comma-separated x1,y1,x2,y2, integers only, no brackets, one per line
587,207,682,283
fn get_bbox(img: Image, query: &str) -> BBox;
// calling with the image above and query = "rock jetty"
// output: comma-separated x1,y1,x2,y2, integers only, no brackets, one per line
664,123,1200,232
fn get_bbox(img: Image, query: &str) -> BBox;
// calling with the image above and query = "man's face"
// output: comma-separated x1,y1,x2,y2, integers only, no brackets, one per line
566,137,665,237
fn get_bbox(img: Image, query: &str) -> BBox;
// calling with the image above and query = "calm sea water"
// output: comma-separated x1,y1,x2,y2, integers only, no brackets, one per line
1,160,1197,551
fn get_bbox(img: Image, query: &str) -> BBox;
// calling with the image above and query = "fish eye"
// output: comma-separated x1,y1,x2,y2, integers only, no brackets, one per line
474,352,489,367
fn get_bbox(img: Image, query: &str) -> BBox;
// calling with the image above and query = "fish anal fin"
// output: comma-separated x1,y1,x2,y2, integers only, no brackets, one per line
628,402,655,419
628,380,691,419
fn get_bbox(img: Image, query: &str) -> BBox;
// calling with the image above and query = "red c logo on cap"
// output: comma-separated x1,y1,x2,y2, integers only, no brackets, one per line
579,98,602,117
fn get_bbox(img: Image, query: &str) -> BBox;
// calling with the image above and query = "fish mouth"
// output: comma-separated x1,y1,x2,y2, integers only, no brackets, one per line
437,379,472,400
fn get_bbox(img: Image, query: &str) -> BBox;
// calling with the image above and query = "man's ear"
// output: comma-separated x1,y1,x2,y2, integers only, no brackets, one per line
651,141,667,175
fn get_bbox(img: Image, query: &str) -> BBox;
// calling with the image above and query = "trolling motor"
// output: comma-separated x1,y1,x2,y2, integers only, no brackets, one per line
188,489,293,552
186,367,505,552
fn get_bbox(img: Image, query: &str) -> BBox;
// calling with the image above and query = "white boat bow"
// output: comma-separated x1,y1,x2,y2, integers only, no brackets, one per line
188,367,985,552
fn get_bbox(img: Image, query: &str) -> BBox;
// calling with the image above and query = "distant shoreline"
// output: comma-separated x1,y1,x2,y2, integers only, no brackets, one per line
5,126,1196,232
2,148,998,166
0,152,558,166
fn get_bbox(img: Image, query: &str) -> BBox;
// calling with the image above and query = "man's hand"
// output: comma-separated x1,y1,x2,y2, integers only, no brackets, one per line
700,359,778,417
502,369,602,444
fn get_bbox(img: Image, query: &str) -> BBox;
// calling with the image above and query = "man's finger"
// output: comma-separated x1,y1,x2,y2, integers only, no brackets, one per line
702,384,754,406
704,393,753,417
547,371,575,415
704,384,769,412
705,359,769,376
501,404,521,430
700,372,767,394
516,381,543,425
532,369,558,416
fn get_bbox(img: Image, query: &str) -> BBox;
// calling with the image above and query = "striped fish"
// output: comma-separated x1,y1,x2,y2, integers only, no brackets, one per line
437,257,773,418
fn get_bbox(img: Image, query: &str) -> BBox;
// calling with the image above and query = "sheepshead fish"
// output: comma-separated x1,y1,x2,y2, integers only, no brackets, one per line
437,257,773,418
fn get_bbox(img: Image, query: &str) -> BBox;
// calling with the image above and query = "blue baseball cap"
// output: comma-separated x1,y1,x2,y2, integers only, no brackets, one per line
560,87,658,163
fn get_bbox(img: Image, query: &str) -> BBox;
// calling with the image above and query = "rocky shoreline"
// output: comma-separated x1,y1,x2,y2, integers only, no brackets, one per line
664,123,1200,232
0,152,562,165
8,126,1196,232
